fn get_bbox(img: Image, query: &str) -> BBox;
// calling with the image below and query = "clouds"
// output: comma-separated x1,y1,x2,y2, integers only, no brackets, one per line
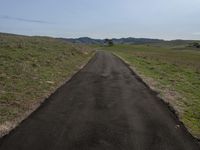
192,32,200,35
0,0,200,40
0,15,51,24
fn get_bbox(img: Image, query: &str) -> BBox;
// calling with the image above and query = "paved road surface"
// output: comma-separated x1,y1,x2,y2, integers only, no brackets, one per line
0,51,199,150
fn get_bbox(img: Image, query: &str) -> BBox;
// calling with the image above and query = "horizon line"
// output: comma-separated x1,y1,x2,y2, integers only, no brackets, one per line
0,31,199,41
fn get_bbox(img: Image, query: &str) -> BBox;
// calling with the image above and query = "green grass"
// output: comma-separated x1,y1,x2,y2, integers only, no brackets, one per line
103,44,200,138
0,33,93,125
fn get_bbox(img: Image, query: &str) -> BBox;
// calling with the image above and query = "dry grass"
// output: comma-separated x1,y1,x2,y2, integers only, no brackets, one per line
104,44,200,138
0,33,94,136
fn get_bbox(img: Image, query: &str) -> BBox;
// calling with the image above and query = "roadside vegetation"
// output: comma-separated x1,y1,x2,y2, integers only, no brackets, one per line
0,33,93,134
103,44,200,138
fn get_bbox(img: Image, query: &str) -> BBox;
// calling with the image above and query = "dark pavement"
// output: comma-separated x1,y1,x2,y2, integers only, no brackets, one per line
0,51,199,150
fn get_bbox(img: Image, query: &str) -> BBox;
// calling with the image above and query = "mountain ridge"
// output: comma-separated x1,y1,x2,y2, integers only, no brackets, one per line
59,37,165,44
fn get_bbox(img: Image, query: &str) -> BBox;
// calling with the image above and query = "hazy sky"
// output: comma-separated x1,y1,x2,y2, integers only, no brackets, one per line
0,0,200,40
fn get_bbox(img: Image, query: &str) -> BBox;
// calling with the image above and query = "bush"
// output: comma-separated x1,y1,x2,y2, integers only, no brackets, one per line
191,42,200,48
104,39,114,46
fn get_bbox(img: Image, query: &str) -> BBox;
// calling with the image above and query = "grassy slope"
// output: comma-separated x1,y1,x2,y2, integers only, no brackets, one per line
0,33,93,127
103,44,200,138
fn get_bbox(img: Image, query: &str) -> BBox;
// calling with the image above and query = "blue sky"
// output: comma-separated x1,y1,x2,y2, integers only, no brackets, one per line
0,0,200,40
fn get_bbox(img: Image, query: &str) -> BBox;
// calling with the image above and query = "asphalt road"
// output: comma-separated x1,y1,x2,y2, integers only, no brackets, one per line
0,51,199,150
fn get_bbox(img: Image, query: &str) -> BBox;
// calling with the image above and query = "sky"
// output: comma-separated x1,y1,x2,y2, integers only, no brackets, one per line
0,0,200,40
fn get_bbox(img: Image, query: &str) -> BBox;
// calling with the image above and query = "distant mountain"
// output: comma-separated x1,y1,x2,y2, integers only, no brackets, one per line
1,32,198,46
112,38,164,44
59,37,164,45
59,37,104,44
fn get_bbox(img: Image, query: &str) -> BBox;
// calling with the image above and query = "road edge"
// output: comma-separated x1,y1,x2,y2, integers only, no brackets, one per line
111,52,200,146
0,52,95,138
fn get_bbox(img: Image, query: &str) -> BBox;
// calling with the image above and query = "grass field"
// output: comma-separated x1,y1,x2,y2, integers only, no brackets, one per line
0,33,93,134
1,33,200,138
103,44,200,138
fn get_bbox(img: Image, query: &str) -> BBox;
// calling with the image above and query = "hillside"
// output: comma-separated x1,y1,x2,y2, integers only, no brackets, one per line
0,33,93,135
